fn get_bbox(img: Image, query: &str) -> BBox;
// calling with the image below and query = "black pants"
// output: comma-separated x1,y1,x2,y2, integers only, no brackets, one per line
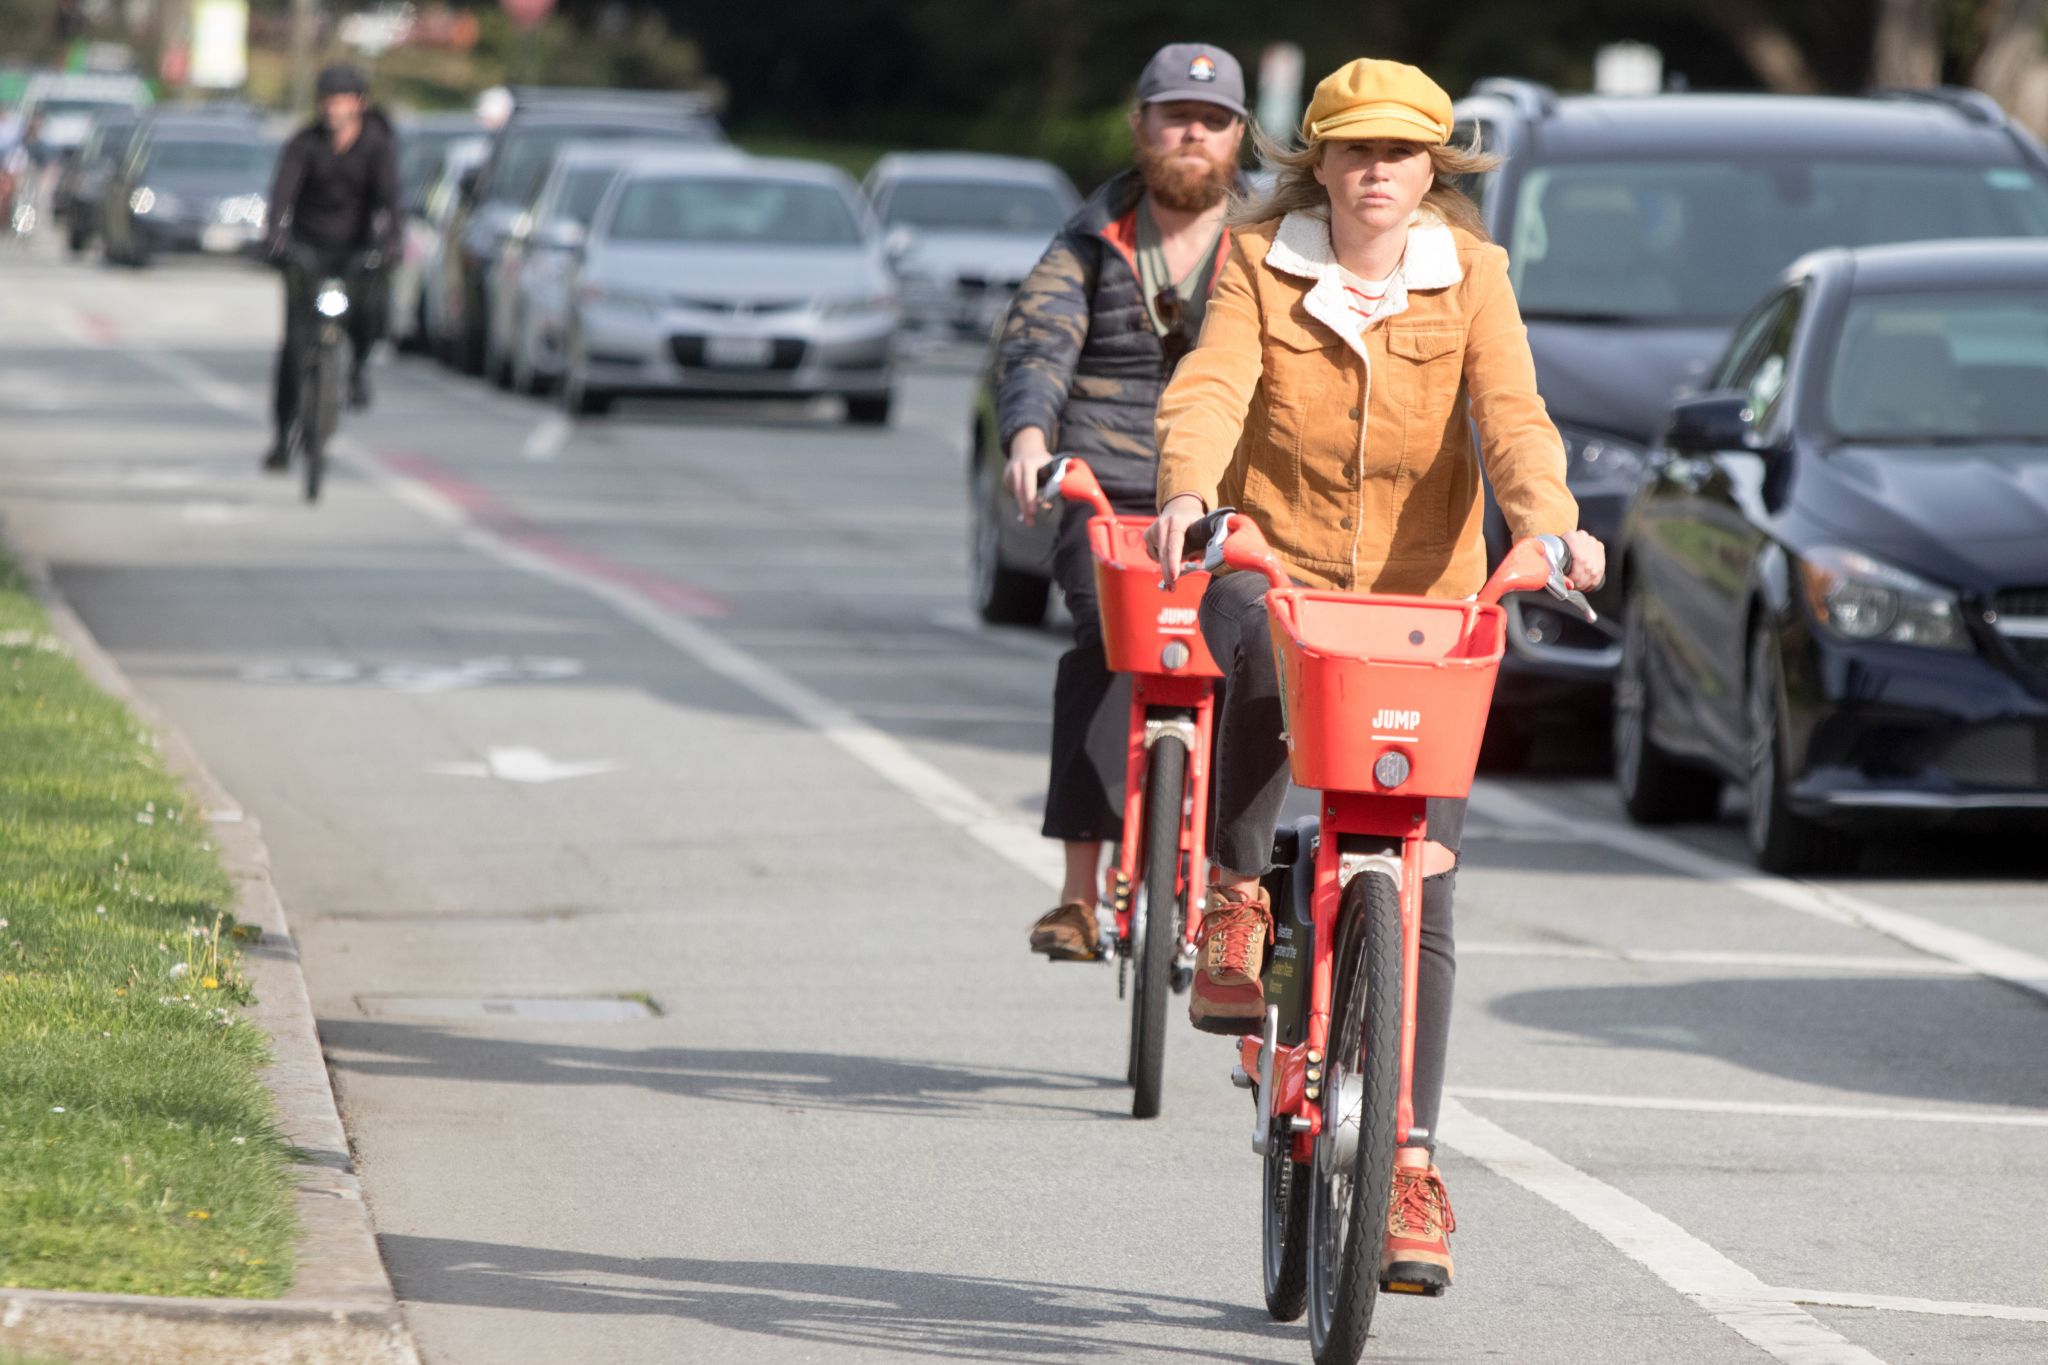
1199,568,1462,1147
1041,482,1154,842
272,246,381,444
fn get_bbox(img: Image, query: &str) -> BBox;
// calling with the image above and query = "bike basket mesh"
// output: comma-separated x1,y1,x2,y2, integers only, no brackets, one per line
1265,589,1507,798
1088,517,1222,678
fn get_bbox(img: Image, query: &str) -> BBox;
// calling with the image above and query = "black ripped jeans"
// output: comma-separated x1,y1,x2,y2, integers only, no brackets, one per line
1199,567,1461,1147
1041,479,1156,842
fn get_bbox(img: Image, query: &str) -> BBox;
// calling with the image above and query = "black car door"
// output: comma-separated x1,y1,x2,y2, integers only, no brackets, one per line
1634,290,1790,752
1691,286,1805,758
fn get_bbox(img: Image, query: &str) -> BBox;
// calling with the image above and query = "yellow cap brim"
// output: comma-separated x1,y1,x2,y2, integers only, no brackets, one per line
1305,103,1449,144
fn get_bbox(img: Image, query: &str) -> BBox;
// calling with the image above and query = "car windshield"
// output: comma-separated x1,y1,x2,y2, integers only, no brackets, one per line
146,139,270,176
882,179,1067,234
1827,288,2048,443
606,176,862,247
550,166,618,226
489,123,713,206
1509,159,2048,324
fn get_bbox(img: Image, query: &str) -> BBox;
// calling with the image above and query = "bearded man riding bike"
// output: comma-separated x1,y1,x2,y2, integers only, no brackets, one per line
1003,42,1250,961
1144,59,1606,1291
262,63,399,472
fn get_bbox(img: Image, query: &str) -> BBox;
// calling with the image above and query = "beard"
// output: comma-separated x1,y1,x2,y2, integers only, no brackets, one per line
1135,137,1235,213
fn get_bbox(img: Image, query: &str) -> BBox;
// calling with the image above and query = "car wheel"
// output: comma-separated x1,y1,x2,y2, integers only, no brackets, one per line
1746,625,1859,875
970,460,1050,625
1614,593,1723,824
67,221,87,255
844,393,892,426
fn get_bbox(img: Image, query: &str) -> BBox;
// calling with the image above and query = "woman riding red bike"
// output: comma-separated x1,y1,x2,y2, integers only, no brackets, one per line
1145,58,1605,1293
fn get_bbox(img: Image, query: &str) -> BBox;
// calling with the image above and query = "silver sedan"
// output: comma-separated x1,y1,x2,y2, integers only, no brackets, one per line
562,154,898,423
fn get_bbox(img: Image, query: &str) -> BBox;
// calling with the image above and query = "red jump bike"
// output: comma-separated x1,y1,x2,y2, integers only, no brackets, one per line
1039,456,1221,1120
1180,511,1592,1363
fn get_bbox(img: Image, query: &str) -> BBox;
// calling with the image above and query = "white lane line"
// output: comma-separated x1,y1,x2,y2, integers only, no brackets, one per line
522,414,571,462
1449,1086,2048,1129
852,701,1046,725
1467,784,2048,1005
1460,940,1974,976
1773,1288,2048,1324
1440,1098,1888,1364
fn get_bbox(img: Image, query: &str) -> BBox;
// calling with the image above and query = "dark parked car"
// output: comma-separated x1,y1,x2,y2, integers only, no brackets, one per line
1613,239,2048,873
436,87,723,373
58,108,138,254
102,113,273,267
964,85,2048,638
1445,81,2048,751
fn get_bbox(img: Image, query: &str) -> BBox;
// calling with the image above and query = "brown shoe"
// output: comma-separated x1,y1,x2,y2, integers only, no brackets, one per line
1382,1162,1455,1295
1188,885,1270,1034
1029,901,1100,961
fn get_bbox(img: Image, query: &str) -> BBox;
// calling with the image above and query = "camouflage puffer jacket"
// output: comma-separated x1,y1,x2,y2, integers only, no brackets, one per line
996,168,1231,499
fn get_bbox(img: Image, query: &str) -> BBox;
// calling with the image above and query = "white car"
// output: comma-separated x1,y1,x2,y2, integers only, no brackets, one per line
863,152,1078,339
562,153,898,423
391,136,486,352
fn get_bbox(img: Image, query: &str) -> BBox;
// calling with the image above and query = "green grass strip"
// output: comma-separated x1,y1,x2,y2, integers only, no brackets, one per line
0,557,295,1297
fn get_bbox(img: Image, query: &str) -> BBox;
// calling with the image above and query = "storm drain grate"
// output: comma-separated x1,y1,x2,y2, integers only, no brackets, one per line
356,996,657,1021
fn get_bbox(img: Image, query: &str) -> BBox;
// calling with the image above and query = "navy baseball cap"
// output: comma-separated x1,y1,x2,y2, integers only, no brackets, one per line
1136,43,1247,120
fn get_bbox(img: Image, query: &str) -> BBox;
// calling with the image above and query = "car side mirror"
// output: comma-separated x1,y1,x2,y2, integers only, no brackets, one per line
1664,392,1755,454
538,219,585,253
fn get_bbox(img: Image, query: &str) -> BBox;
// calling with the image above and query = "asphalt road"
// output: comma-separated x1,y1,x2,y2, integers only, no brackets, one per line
2,240,2046,1365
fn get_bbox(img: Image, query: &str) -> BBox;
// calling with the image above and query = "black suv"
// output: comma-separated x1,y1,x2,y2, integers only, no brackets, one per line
1448,81,2048,751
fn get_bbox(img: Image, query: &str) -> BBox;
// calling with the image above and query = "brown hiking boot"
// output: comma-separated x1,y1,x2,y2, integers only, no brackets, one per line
1029,902,1100,961
1382,1161,1456,1295
1188,885,1270,1034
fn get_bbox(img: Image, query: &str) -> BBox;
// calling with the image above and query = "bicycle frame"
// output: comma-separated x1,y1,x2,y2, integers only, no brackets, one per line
1206,518,1581,1163
1043,457,1221,961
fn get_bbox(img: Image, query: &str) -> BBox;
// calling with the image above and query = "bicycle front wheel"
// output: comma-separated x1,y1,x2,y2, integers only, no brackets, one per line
1127,733,1185,1121
302,327,343,503
1307,869,1401,1365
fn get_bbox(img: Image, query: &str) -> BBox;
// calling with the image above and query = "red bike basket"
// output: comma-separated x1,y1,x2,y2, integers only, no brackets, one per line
1088,517,1222,678
1265,590,1507,799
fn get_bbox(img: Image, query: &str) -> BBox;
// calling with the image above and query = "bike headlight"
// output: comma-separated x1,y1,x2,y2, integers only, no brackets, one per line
1373,750,1412,789
315,287,350,319
1557,424,1647,491
1798,547,1966,651
819,291,898,320
217,193,265,227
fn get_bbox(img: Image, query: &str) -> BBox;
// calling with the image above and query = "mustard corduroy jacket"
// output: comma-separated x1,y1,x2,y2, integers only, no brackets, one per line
1156,211,1578,596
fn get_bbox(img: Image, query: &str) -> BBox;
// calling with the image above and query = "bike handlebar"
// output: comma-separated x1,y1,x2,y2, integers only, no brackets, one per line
1035,455,1113,518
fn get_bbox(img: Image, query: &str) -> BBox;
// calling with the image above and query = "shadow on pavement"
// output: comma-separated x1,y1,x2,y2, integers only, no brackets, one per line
378,1236,1313,1364
1489,974,2048,1110
321,1020,1127,1121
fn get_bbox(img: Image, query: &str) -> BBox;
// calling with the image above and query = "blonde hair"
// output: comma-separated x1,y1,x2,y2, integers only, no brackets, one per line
1230,123,1499,239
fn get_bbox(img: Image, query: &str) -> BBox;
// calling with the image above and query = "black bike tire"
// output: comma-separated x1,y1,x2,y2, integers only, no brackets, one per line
302,330,339,503
1128,734,1185,1121
1307,870,1401,1365
1263,1137,1311,1321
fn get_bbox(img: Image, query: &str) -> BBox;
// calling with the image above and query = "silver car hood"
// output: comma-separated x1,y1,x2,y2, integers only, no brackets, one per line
895,230,1052,283
584,242,890,304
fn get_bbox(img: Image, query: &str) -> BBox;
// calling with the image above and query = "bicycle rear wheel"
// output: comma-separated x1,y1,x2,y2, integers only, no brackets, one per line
1127,733,1185,1121
1307,870,1401,1365
1263,1133,1310,1320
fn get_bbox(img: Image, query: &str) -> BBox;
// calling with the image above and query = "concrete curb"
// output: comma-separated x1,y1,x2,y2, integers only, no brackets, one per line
1,530,419,1365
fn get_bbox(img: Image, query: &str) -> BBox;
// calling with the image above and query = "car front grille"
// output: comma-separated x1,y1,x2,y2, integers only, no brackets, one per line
668,337,806,371
670,297,807,315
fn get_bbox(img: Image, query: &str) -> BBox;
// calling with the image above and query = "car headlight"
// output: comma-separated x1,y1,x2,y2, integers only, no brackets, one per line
129,186,159,215
1556,424,1647,491
820,292,898,320
217,194,265,227
1798,547,1966,651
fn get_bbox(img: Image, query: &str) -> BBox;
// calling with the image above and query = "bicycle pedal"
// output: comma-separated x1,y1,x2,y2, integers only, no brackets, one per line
1381,1277,1447,1298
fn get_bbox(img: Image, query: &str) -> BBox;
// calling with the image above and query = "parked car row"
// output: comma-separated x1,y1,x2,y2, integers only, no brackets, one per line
966,79,2048,872
57,102,274,265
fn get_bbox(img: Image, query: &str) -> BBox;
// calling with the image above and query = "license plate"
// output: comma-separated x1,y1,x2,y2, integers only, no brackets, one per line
200,225,244,254
703,335,773,368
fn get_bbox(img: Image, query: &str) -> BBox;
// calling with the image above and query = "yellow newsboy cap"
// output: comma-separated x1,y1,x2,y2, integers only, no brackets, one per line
1302,58,1454,144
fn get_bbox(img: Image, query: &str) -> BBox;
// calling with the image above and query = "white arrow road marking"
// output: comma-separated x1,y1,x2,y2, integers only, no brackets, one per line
522,414,571,461
428,747,621,784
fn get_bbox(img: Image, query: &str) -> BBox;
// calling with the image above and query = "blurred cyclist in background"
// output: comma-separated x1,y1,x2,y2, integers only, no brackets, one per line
263,63,399,471
1002,42,1248,960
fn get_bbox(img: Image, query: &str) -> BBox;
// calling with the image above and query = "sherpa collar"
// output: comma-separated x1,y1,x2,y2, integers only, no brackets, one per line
1265,210,1461,361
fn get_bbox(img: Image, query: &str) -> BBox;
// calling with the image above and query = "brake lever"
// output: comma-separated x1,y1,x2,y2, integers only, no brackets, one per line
1535,533,1598,624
